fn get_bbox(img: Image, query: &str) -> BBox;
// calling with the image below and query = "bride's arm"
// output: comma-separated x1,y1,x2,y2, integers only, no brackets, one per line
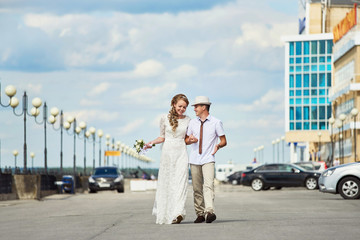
145,137,165,149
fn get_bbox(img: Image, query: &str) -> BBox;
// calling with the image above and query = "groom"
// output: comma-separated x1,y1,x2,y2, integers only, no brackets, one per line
186,96,227,223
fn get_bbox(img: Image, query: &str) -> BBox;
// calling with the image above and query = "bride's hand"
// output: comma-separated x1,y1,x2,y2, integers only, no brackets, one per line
144,142,153,150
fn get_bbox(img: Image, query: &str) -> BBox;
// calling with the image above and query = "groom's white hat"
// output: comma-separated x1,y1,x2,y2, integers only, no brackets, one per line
191,96,212,106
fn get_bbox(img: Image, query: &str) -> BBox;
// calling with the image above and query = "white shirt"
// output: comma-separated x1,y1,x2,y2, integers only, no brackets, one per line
186,115,225,165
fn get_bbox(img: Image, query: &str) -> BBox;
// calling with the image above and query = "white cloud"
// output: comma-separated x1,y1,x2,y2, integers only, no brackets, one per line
133,59,165,78
87,82,110,97
168,64,198,80
120,82,177,105
118,118,145,135
237,89,284,112
65,109,120,123
234,22,296,48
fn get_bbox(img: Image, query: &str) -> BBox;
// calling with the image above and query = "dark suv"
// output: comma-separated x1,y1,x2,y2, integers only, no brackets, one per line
88,166,124,193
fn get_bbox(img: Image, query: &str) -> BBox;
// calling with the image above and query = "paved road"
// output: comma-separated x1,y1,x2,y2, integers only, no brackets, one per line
1,184,360,240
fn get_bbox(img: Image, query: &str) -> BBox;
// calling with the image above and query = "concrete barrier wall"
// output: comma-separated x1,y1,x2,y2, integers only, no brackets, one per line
13,175,41,200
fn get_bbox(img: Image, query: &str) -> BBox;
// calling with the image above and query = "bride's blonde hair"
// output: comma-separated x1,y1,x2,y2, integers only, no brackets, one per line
168,94,189,132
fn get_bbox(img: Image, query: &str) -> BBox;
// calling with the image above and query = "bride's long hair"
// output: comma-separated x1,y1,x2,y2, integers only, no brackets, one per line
168,94,189,132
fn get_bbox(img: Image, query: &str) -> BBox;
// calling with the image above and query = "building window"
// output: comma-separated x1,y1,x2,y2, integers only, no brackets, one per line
304,122,310,130
319,73,325,86
311,74,317,87
296,42,302,55
311,41,317,54
290,107,294,120
290,42,294,56
290,122,294,130
319,40,325,54
304,107,309,120
311,106,317,119
296,74,302,87
296,107,302,120
304,74,309,87
327,40,333,54
304,41,309,55
296,122,302,130
319,106,326,119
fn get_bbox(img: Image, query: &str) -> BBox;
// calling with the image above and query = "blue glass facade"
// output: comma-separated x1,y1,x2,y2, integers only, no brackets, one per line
288,39,332,131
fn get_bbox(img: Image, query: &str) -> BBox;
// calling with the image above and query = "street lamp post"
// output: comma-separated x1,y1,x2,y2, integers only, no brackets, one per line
276,138,280,163
13,150,18,171
64,116,81,192
351,108,359,162
339,114,346,163
78,121,87,176
281,136,285,163
88,127,96,172
30,152,35,173
272,140,275,163
336,119,343,164
317,132,322,161
51,110,64,174
11,93,42,173
32,102,58,174
329,117,335,167
97,130,104,167
105,134,111,165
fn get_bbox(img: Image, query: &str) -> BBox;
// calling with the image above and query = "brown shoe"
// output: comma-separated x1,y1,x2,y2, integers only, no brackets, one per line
206,213,216,223
194,215,205,223
172,215,183,224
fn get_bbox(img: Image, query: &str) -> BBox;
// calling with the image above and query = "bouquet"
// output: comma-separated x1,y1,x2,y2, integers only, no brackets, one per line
134,139,155,154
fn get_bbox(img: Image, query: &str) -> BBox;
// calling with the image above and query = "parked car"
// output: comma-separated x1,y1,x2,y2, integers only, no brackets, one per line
240,163,321,191
88,166,124,193
227,171,243,185
294,161,327,172
318,162,360,199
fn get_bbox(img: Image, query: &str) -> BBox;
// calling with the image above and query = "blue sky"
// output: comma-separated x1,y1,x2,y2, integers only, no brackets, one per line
0,0,298,169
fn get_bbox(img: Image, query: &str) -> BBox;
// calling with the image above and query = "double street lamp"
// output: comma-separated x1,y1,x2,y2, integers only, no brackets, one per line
11,93,42,173
51,110,65,174
32,102,58,174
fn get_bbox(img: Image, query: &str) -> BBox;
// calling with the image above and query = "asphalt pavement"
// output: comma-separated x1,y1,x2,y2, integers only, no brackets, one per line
1,184,360,240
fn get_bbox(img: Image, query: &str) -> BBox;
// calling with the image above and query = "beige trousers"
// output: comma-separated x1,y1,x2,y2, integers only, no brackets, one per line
190,162,215,216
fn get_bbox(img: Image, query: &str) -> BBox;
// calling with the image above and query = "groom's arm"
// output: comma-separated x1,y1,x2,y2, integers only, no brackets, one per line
212,135,227,155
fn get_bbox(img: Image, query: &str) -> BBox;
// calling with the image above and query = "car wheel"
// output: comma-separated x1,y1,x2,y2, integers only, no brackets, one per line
232,180,238,185
338,177,360,199
305,177,318,190
117,185,124,193
251,178,263,191
89,189,97,193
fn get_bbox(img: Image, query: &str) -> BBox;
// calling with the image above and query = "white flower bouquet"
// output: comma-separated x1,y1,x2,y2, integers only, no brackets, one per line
134,139,155,154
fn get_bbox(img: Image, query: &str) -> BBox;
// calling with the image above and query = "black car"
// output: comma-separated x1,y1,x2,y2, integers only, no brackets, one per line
227,171,243,185
240,163,321,191
88,166,124,193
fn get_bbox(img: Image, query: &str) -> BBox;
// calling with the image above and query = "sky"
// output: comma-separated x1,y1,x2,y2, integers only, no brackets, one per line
0,0,299,170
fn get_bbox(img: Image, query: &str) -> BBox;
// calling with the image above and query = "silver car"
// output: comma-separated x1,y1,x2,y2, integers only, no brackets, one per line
318,162,360,199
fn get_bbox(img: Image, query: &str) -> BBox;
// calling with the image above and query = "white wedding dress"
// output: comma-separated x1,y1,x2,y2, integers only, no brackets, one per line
152,114,191,224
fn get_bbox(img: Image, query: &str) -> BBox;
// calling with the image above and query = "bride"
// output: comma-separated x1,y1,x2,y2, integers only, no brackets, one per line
145,93,195,224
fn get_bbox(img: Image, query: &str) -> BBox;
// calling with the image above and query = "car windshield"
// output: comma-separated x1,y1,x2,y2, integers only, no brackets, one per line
94,168,118,175
297,164,314,170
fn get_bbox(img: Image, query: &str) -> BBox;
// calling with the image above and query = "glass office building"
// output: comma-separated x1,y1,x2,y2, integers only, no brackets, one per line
285,34,333,131
283,33,333,162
